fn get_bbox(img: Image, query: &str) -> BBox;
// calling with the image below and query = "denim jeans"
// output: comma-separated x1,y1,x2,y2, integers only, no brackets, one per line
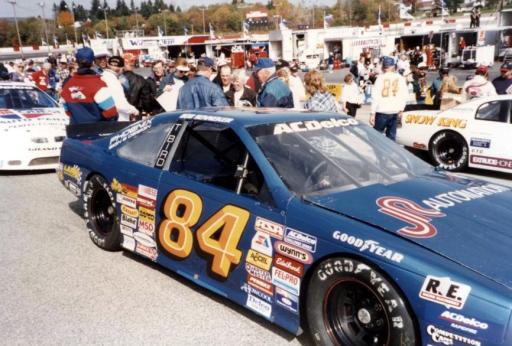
374,112,398,141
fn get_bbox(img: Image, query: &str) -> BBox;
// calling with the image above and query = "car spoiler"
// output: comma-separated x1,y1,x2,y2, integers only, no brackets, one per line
66,121,132,140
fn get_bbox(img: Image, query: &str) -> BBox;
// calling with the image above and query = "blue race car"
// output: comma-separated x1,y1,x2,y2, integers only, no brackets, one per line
58,109,512,346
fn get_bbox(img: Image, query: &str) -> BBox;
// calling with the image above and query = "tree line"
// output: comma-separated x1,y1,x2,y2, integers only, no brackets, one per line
0,0,503,48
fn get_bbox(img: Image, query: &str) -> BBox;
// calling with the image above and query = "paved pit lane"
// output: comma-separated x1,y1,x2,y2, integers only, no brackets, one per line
0,168,510,345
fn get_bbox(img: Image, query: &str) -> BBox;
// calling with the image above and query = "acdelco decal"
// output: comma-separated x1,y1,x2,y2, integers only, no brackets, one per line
273,118,358,135
377,183,510,238
274,241,312,264
405,114,467,129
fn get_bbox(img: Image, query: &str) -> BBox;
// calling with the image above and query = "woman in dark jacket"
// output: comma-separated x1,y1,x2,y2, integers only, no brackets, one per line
225,69,257,107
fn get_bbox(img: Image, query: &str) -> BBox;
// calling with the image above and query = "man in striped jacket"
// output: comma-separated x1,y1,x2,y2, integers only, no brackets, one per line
61,47,118,125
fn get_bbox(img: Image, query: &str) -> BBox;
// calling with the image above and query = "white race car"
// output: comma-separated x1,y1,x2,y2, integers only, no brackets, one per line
0,82,68,170
397,95,512,172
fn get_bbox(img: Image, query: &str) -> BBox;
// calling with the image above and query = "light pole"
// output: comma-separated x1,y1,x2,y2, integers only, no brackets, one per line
134,6,140,36
159,9,167,36
273,15,281,30
8,0,24,59
39,2,50,54
200,7,206,34
103,5,109,39
67,2,78,45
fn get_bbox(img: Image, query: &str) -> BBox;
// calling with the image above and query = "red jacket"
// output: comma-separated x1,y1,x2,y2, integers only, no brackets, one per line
31,70,49,91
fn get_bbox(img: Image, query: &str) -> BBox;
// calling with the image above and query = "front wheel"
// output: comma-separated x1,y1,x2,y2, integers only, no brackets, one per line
429,131,468,171
83,175,121,251
306,257,417,346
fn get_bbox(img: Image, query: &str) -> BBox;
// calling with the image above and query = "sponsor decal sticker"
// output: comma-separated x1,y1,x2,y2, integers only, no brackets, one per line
120,225,134,237
121,235,135,251
63,164,82,183
246,294,272,319
427,325,481,346
332,231,404,263
404,114,467,129
240,283,272,303
274,255,304,276
109,119,152,149
251,231,273,257
439,311,488,335
121,214,137,229
470,138,491,149
248,274,273,296
139,206,155,222
135,243,158,261
246,249,272,271
273,254,304,277
245,263,272,283
138,218,155,236
470,155,512,170
137,195,156,209
111,179,138,199
275,287,298,313
419,276,471,310
133,232,156,248
65,180,80,197
273,118,358,135
377,183,510,238
138,184,157,200
116,194,137,209
274,241,312,264
284,228,317,252
272,267,300,296
254,217,284,239
121,205,139,218
180,113,234,123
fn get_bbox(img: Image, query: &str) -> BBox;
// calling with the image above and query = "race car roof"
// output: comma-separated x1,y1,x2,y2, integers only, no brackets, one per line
155,107,352,127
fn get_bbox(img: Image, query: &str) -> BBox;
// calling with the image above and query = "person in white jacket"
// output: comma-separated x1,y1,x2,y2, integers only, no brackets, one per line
462,65,497,100
370,56,409,141
101,56,139,121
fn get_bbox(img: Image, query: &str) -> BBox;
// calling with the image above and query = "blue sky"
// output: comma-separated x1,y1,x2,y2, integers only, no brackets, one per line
3,0,336,18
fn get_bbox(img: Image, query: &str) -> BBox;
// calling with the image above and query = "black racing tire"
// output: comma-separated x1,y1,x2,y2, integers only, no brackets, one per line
306,257,417,346
429,131,468,171
83,174,121,251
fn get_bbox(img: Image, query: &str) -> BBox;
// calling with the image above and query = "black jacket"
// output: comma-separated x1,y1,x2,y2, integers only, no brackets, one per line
225,86,257,107
123,70,152,113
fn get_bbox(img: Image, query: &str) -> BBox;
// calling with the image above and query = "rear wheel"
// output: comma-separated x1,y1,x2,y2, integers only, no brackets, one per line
306,257,417,346
429,131,468,171
83,175,121,251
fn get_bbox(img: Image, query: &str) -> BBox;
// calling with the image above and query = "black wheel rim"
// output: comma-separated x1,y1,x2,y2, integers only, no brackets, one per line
91,189,115,235
323,279,390,346
434,135,465,166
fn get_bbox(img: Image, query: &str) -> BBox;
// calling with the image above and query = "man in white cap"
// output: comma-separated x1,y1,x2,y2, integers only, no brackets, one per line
370,56,408,141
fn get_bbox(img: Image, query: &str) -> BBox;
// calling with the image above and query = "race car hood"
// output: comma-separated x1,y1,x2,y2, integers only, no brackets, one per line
305,172,512,289
0,108,68,131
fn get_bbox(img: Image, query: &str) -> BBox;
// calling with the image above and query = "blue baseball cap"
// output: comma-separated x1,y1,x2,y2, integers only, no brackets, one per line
255,58,274,70
382,56,395,68
198,57,215,69
76,47,95,64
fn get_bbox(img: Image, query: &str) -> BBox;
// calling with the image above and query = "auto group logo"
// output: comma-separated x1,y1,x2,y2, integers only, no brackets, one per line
419,275,471,310
376,196,445,238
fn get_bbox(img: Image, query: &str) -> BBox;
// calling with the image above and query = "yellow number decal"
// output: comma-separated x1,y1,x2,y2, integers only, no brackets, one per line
157,189,250,279
158,189,202,258
381,79,399,97
196,205,250,278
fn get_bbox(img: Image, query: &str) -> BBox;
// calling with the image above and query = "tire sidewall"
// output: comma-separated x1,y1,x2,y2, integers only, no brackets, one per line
83,175,121,251
430,131,468,171
306,257,417,346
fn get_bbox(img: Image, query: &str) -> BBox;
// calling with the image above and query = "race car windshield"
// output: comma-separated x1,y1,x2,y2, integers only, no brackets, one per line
0,87,57,109
248,119,432,195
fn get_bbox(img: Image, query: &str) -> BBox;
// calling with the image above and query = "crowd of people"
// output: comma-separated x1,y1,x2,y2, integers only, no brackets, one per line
1,45,511,144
